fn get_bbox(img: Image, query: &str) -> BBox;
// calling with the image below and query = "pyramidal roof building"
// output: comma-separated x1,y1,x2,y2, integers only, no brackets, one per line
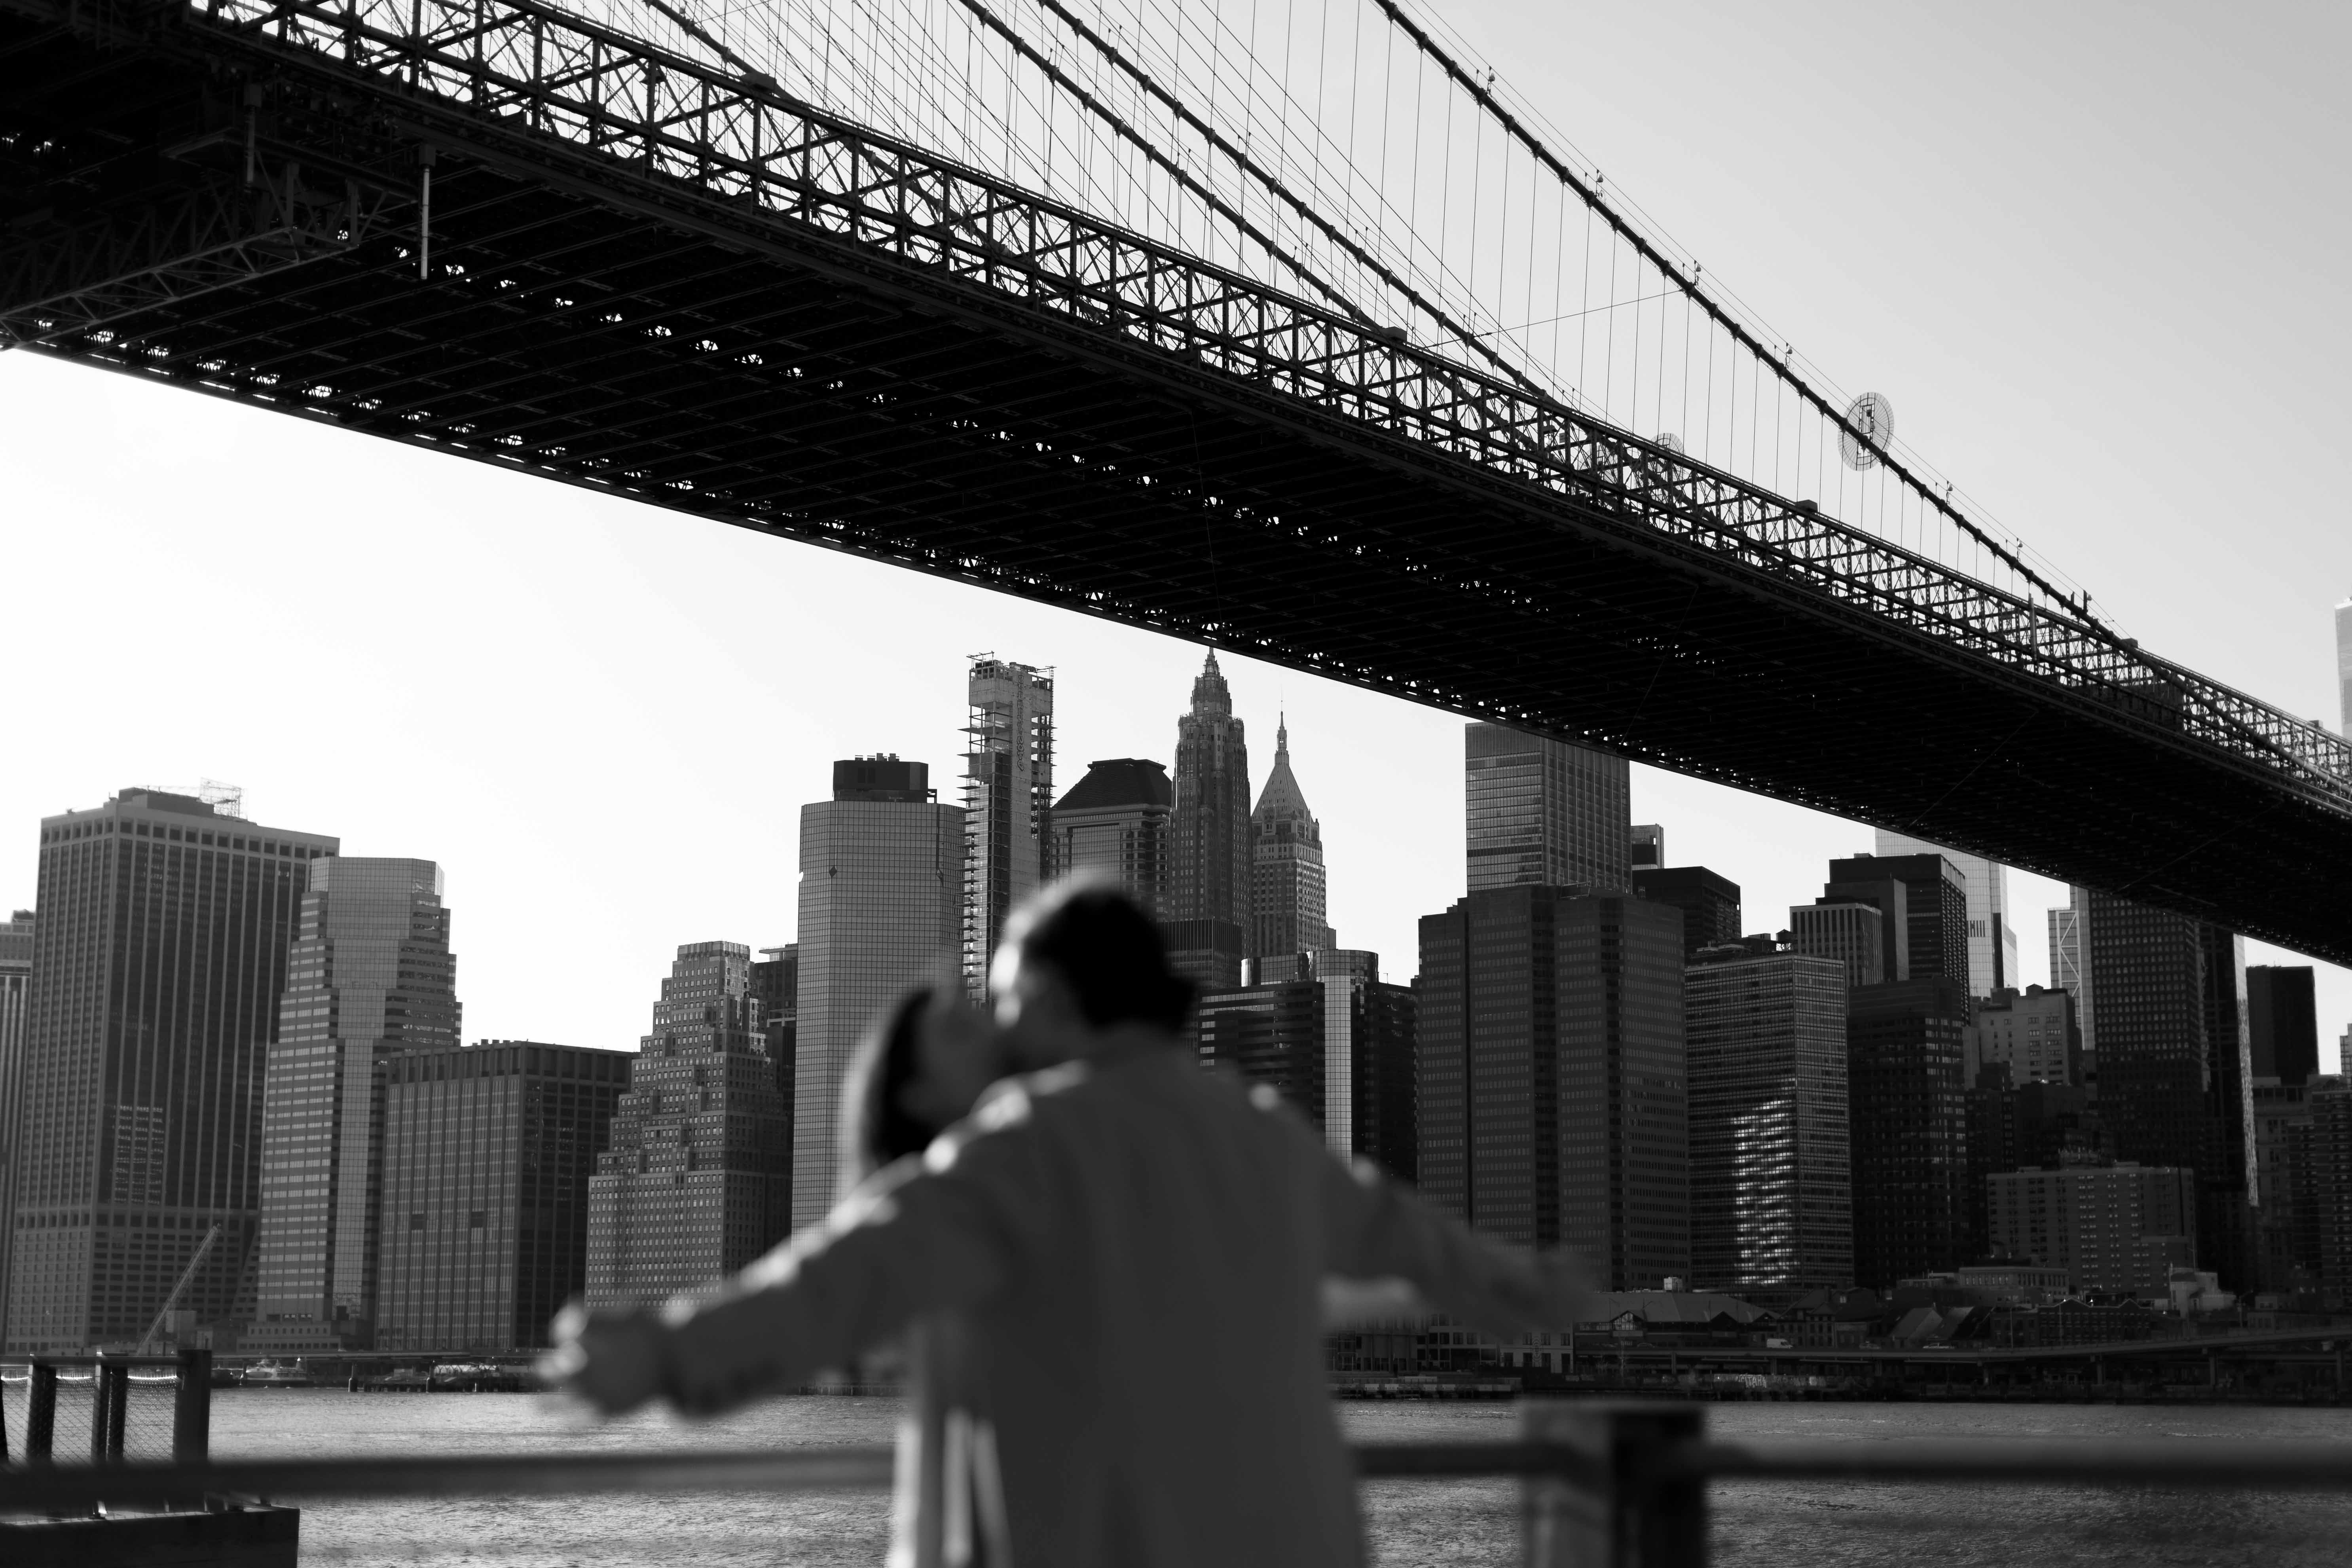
1250,717,1335,959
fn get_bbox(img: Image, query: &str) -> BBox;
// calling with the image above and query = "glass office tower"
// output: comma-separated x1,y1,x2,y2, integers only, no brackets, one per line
1875,830,2016,1000
250,858,459,1352
791,757,964,1229
1685,941,1851,1301
7,789,338,1351
1463,723,1629,894
1052,758,1173,917
0,910,31,1346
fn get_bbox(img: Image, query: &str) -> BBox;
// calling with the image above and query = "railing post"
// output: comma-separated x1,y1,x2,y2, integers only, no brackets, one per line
175,1346,213,1464
94,1352,130,1464
1523,1401,1707,1568
27,1361,57,1462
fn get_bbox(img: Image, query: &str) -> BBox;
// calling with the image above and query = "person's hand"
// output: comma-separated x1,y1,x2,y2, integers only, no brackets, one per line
540,1300,669,1415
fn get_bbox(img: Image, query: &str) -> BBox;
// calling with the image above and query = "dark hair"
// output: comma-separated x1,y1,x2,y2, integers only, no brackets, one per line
1004,880,1195,1033
838,986,946,1194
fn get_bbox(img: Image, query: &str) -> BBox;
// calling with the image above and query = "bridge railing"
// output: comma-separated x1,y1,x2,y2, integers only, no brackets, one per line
44,0,2349,822
5,1402,2352,1565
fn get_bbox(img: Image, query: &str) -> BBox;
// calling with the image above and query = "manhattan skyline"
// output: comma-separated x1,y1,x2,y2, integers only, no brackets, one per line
1,0,2345,1060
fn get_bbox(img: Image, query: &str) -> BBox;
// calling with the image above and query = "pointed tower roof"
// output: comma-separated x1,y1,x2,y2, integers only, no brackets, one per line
1252,713,1315,827
1188,649,1232,716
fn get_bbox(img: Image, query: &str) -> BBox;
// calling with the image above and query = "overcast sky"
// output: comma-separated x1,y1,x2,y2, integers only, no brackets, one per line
2,0,2345,1060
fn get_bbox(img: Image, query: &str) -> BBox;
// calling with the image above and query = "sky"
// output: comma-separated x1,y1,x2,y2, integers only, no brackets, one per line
2,0,2346,1060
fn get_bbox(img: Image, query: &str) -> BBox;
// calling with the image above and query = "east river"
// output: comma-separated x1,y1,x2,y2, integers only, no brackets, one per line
182,1391,2352,1565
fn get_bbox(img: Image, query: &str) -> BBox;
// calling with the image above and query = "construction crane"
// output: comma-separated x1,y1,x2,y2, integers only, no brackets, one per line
136,1223,222,1354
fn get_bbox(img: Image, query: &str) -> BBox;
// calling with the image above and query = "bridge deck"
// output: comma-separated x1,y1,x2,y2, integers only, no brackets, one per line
2,0,2347,960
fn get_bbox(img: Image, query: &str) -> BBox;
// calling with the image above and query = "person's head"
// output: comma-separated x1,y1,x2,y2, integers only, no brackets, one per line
990,878,1194,1058
839,985,1009,1198
838,987,939,1194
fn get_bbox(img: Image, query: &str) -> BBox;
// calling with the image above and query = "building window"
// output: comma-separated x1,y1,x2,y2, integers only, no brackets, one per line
469,1210,486,1230
409,1213,424,1230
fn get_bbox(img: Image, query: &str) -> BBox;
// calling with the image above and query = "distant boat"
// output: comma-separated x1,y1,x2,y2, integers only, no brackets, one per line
240,1359,314,1388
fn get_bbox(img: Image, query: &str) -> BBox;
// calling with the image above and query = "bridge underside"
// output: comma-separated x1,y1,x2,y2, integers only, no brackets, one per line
4,1,2348,964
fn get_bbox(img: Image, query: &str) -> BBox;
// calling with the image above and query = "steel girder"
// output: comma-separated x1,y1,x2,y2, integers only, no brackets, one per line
1,0,2348,962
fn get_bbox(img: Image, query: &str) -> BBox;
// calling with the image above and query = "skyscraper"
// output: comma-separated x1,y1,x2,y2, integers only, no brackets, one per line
1168,653,1252,994
2081,891,2256,1290
749,944,798,1223
2249,967,2320,1085
1629,824,1664,872
791,757,964,1229
1789,900,1890,988
1684,940,1851,1301
250,858,460,1352
1196,948,1415,1180
2048,897,2092,1058
7,789,337,1351
1874,831,2017,999
0,910,31,1346
1052,758,1173,917
1417,886,1686,1288
1964,986,2079,1087
1824,854,1967,988
1249,719,1334,959
586,942,791,1303
1630,865,1741,961
376,1041,627,1353
1846,978,1970,1288
963,658,1055,996
2337,595,2351,737
1464,724,1629,893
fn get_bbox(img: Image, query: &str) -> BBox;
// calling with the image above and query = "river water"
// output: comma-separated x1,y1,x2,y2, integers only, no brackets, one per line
174,1392,2352,1565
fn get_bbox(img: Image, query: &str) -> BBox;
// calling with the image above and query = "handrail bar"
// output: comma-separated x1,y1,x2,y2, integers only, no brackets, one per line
11,1436,2352,1511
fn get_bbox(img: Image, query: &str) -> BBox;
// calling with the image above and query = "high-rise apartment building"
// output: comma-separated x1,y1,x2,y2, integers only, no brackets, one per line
0,910,31,1345
1417,886,1685,1288
792,757,964,1229
1169,653,1253,994
1464,724,1629,893
2249,967,2320,1085
2308,1078,2352,1305
1630,866,1740,961
1964,986,2079,1088
1789,900,1889,988
1986,1161,2196,1297
587,942,791,1303
962,658,1055,996
250,859,460,1353
1874,831,2017,999
1249,720,1334,959
1196,948,1415,1179
376,1042,627,1353
1846,978,1969,1288
1052,759,1173,916
1684,941,1851,1301
7,790,337,1351
1825,854,1967,990
2048,897,2092,1058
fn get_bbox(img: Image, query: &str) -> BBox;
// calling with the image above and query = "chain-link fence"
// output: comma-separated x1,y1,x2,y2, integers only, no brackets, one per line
1,1353,209,1466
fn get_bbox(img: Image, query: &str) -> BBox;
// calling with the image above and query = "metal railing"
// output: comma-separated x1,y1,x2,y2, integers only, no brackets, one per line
0,1348,212,1467
6,1401,2352,1564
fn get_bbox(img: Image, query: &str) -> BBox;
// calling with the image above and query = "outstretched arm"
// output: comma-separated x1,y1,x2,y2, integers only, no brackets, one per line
1315,1150,1596,1339
552,1094,1051,1416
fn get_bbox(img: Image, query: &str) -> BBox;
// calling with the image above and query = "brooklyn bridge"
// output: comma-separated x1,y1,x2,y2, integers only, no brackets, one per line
3,0,2345,963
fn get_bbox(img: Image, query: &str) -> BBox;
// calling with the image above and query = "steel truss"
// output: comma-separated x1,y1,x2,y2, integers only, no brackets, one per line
2,0,2348,960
